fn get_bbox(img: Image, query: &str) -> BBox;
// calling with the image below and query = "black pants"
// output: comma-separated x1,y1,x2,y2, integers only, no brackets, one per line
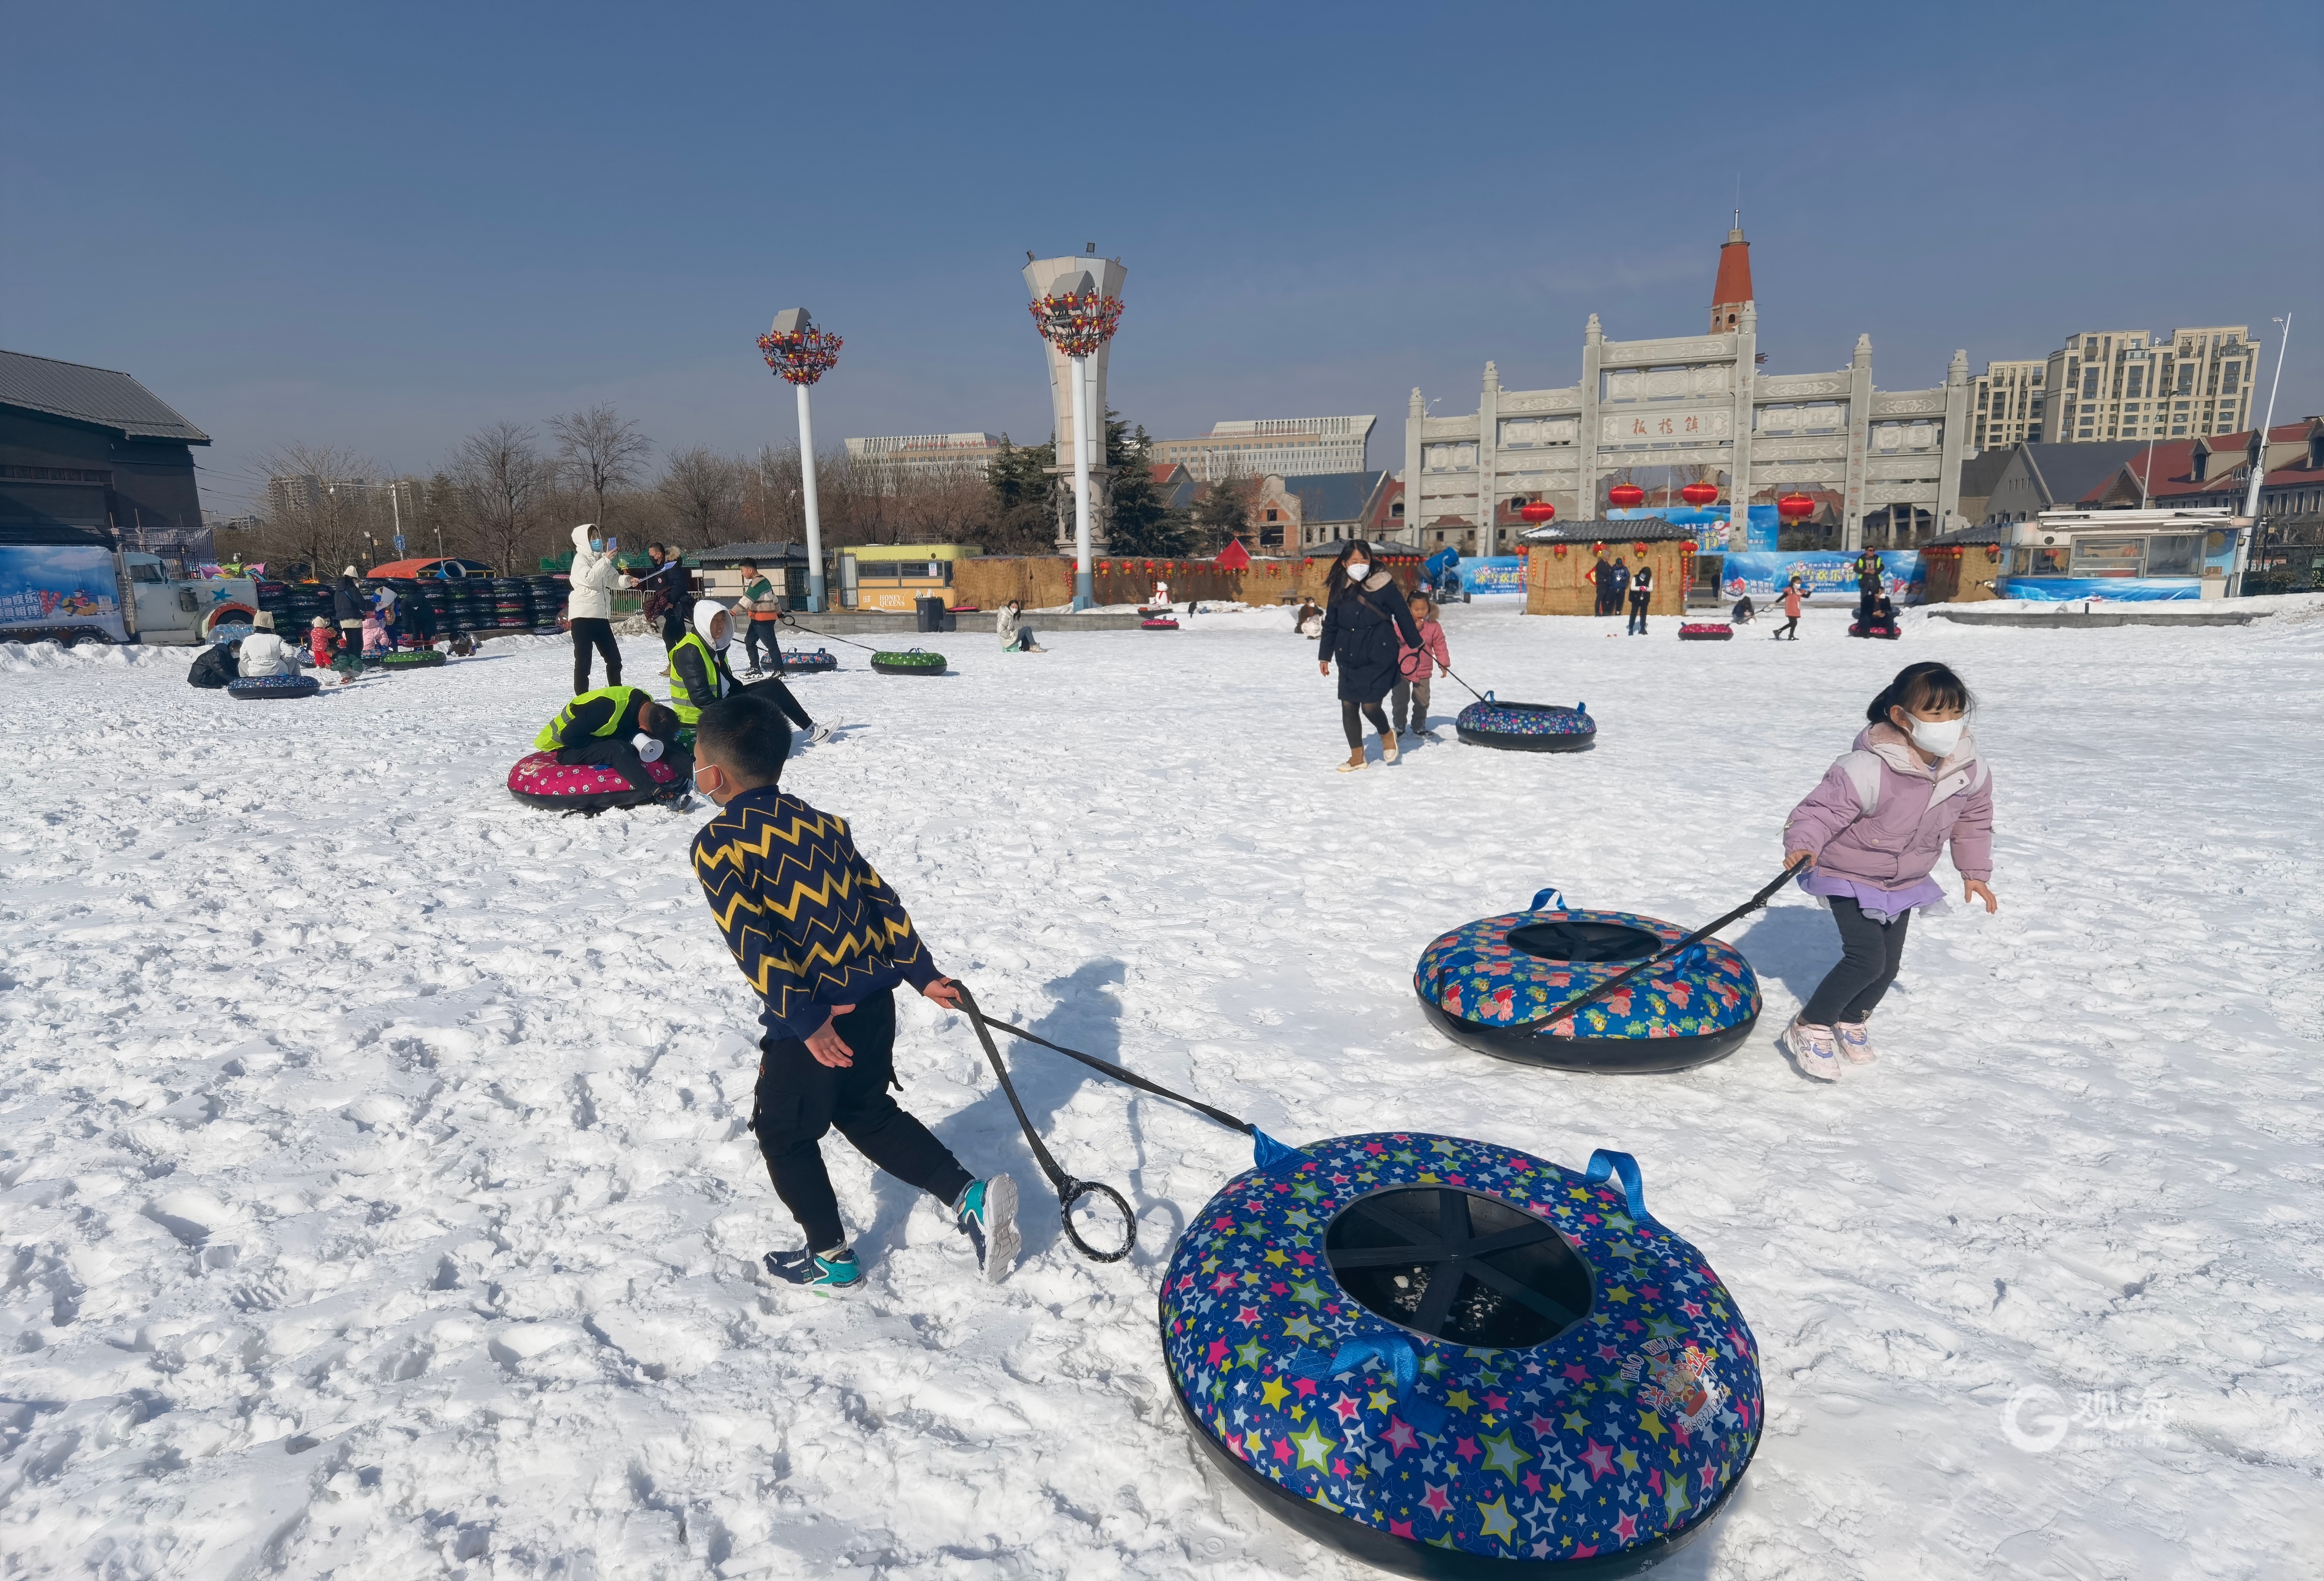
752,989,973,1253
555,735,691,793
1340,699,1390,749
1627,590,1650,633
1776,615,1800,640
741,674,813,730
659,610,686,649
1802,898,1911,1025
1008,626,1037,651
571,617,621,693
742,620,774,674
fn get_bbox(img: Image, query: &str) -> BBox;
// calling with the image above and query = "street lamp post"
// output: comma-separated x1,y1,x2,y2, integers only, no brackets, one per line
758,309,844,612
1029,271,1125,610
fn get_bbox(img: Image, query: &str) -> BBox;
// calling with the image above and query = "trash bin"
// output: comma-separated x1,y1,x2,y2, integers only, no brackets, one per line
916,595,943,633
940,607,958,633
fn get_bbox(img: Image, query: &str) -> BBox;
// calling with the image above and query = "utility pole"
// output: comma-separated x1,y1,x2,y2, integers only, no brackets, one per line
2236,314,2291,596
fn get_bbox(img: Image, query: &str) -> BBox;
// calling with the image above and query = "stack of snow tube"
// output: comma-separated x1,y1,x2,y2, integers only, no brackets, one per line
1141,617,1180,631
446,581,489,634
506,751,683,812
380,649,446,670
1413,896,1761,1072
871,649,946,676
1678,623,1733,641
528,575,567,632
782,648,838,674
227,674,321,701
1162,1134,1760,1577
1454,695,1595,753
488,579,535,631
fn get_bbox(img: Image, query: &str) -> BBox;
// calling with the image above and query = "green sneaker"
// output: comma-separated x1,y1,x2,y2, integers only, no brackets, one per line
954,1176,1020,1285
765,1245,862,1289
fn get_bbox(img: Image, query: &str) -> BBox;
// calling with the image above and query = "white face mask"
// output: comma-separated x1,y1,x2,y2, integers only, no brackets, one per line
1345,562,1370,582
1905,713,1965,756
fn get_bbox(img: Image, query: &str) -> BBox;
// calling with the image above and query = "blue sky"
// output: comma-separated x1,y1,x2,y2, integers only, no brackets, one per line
6,1,2317,514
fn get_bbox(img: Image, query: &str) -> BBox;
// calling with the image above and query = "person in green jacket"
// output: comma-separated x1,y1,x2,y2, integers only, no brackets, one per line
734,559,783,677
534,685,688,793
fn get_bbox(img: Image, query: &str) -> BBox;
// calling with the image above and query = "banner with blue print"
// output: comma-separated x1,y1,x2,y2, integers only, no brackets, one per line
0,544,128,641
1606,505,1780,552
1455,556,1527,595
1719,551,1926,606
1996,577,2202,602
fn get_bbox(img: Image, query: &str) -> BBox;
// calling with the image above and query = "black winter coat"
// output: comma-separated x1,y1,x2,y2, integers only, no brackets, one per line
1318,573,1423,704
331,579,363,623
187,642,239,689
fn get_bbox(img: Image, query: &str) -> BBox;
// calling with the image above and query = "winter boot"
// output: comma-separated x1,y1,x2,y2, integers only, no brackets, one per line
955,1175,1021,1285
1781,1019,1843,1082
1833,1021,1878,1065
765,1245,863,1290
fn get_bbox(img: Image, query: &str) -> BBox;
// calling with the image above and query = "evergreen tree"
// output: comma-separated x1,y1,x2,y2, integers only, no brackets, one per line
976,433,1060,553
1100,415,1189,556
1189,474,1254,553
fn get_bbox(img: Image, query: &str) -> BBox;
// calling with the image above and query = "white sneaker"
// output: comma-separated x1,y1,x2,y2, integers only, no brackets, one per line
807,723,833,744
1833,1021,1877,1065
1782,1019,1843,1082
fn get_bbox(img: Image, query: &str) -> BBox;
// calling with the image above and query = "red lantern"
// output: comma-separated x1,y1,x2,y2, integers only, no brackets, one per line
1590,541,1607,555
1518,501,1557,524
1681,482,1719,507
1553,543,1568,558
1608,483,1646,509
1778,492,1815,523
1633,542,1651,556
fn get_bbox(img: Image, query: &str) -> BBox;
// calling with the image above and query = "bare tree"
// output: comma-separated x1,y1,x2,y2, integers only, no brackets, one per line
657,447,744,549
550,404,653,535
447,421,553,574
250,442,388,578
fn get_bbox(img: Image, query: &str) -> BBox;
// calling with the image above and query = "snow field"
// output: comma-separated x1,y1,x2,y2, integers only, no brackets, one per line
1,598,2320,1579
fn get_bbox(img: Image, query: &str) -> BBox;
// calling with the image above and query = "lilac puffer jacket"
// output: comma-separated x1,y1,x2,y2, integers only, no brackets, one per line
1784,723,1994,889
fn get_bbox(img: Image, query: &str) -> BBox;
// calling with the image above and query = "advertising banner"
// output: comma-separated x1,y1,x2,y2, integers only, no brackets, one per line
1606,505,1779,552
0,544,128,641
1456,556,1527,595
1721,550,1926,606
1995,577,2201,603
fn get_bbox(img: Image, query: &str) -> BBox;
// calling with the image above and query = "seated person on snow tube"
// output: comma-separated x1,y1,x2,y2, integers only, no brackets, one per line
189,638,242,688
670,602,829,744
1731,594,1756,624
1855,594,1900,638
535,686,689,793
236,613,300,678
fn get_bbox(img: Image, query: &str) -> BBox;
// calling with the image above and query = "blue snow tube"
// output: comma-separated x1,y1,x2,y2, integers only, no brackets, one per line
1162,1134,1761,1578
1414,897,1760,1073
782,648,838,673
226,674,320,701
1456,695,1595,753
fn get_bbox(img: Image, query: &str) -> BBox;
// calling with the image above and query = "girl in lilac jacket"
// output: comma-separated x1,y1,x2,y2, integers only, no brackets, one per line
1779,661,1998,1080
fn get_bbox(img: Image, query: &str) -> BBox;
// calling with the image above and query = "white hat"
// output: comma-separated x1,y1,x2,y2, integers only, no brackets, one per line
694,599,731,649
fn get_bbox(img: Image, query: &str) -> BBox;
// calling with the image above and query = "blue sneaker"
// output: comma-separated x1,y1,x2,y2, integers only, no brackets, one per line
765,1246,862,1290
954,1175,1020,1285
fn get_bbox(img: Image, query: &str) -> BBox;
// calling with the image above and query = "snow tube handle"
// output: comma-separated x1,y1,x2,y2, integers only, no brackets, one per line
1289,1330,1449,1434
1584,1148,1651,1221
1528,887,1565,912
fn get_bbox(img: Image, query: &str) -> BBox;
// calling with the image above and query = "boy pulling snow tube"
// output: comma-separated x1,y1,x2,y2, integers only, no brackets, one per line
380,649,446,670
870,649,946,675
1677,623,1732,641
1161,1134,1761,1578
1455,695,1595,754
782,648,838,674
1414,903,1760,1073
226,674,321,701
505,751,683,812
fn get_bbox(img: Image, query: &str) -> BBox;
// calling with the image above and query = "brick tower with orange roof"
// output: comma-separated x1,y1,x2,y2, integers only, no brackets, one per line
1709,214,1753,333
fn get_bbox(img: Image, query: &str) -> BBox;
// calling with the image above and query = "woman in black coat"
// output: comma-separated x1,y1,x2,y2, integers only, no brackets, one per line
331,571,364,656
1317,539,1422,772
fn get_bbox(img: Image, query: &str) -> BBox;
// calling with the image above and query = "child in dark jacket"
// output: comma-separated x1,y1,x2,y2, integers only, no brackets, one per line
689,694,1018,1291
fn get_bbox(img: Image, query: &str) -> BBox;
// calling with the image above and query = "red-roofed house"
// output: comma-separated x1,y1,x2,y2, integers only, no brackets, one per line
2086,419,2324,588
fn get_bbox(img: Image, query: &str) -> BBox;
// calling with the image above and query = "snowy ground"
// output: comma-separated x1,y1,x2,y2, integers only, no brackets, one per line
3,598,2320,1580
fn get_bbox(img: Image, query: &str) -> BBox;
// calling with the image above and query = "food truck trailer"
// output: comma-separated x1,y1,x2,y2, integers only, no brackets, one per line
1993,508,2246,601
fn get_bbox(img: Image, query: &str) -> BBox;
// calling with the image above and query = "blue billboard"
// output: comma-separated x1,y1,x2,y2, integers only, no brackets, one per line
0,544,127,641
1606,505,1780,552
1456,556,1527,595
1721,551,1926,606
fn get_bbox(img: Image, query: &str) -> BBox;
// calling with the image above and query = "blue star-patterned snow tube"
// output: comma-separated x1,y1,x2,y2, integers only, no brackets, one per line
226,674,321,701
1161,1135,1761,1578
1414,901,1760,1073
783,648,838,673
1456,696,1595,753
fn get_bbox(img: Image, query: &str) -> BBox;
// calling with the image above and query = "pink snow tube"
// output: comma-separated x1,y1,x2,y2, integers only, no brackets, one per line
506,751,682,812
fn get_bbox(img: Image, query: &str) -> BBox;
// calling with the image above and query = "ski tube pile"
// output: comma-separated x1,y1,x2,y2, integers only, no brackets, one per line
1413,862,1803,1073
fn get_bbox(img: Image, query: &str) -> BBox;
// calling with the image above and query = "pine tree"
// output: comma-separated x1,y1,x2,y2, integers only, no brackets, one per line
1189,475,1254,553
976,434,1059,553
1100,416,1189,556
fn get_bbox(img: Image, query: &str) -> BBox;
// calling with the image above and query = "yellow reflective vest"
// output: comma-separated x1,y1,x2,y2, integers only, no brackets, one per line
534,685,651,750
664,631,731,726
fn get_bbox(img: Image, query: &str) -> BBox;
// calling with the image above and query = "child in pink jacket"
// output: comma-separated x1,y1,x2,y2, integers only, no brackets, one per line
1394,596,1452,740
1779,660,1997,1080
361,610,388,657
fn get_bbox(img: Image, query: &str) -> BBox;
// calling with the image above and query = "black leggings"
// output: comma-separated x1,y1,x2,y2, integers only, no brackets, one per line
1802,898,1911,1025
1341,699,1390,749
741,675,812,730
571,617,621,693
1776,615,1800,640
752,990,973,1253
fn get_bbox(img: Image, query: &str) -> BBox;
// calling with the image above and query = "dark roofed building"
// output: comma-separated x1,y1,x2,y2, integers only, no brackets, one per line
1969,441,2146,524
0,350,210,545
1251,469,1393,550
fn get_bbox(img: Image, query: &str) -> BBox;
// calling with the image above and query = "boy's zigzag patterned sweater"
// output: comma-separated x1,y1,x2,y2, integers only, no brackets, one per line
690,786,940,1040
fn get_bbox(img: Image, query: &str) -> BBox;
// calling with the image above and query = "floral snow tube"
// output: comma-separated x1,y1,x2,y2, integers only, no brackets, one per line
1161,1134,1761,1578
380,649,446,670
1142,617,1180,630
1455,696,1595,754
1677,623,1732,642
783,648,838,674
226,674,320,701
505,751,683,812
1414,903,1760,1073
870,649,946,676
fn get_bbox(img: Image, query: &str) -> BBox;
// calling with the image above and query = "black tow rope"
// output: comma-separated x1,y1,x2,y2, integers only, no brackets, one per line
1435,662,1490,704
1522,857,1811,1032
777,612,885,654
951,983,1300,1264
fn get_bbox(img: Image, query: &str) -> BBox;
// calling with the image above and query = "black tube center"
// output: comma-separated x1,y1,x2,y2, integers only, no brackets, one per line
1506,919,1663,964
1325,1187,1593,1348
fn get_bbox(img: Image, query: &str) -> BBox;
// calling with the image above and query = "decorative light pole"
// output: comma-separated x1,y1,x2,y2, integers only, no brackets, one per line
1028,271,1125,610
758,308,843,612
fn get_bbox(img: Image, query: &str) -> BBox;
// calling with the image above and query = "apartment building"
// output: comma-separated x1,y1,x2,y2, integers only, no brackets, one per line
1153,415,1374,481
842,433,1004,480
2034,327,2255,444
1970,360,2046,451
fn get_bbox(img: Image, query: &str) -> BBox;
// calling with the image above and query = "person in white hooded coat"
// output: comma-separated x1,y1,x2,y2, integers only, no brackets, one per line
667,602,830,744
235,613,298,678
566,523,633,695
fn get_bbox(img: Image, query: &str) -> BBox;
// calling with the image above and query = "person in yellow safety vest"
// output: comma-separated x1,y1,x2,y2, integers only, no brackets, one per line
668,603,830,743
534,685,690,794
